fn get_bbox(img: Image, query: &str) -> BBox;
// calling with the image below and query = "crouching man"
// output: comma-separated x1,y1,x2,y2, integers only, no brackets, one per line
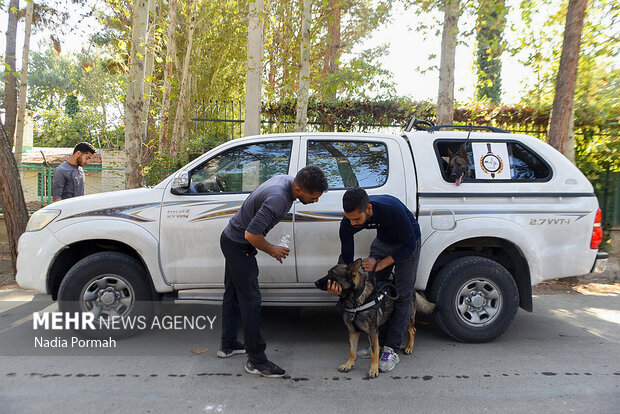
328,187,421,373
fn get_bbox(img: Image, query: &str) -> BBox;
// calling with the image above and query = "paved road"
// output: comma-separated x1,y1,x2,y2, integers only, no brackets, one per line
0,287,618,413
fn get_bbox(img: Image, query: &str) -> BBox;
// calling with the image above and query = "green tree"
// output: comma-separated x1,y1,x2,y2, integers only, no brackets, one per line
263,0,396,102
475,0,507,104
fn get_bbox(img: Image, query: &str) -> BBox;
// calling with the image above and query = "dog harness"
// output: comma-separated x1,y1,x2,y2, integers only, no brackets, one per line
343,264,399,314
343,291,389,314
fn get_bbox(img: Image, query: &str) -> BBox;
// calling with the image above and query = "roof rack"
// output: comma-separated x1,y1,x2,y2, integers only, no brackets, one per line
426,124,509,133
404,118,435,132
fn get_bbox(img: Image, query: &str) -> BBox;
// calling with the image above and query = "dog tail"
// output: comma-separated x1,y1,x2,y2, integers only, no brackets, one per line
414,292,436,314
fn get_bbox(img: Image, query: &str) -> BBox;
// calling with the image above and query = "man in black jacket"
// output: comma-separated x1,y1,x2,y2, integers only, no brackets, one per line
328,187,421,373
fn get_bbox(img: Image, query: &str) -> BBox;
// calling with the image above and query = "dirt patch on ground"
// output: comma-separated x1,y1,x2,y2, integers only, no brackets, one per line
533,279,620,296
572,282,620,296
0,272,17,289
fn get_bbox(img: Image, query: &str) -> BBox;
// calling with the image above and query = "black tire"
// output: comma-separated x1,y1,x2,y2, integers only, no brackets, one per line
58,251,154,339
428,256,519,343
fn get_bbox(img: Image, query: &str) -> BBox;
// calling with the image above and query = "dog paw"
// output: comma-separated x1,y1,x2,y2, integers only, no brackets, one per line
403,347,413,355
367,367,379,378
338,363,354,373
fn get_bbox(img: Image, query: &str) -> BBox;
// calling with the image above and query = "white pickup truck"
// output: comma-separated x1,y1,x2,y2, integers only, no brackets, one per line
16,125,608,342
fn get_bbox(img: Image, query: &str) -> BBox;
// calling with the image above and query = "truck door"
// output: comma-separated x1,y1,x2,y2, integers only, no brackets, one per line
159,138,299,286
294,136,406,283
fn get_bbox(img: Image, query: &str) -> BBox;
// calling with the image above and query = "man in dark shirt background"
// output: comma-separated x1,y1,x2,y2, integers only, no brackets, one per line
219,165,328,378
328,187,421,373
52,142,96,202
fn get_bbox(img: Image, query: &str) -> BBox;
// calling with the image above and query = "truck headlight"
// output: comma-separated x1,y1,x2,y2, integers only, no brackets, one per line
26,209,61,232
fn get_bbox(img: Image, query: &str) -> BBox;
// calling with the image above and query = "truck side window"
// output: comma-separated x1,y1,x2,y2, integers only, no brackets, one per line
307,140,388,189
189,141,292,193
435,140,551,183
509,143,551,180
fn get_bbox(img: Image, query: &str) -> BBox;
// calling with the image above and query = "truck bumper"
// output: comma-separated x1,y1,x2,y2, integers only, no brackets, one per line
590,252,609,274
16,228,66,293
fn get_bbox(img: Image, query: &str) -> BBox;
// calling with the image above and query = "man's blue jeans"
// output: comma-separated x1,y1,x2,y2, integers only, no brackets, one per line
369,238,421,352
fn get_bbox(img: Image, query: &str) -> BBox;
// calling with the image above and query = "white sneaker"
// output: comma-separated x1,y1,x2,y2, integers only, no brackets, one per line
357,345,382,359
378,346,400,373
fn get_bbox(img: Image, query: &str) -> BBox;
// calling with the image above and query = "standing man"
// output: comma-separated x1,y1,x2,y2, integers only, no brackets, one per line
328,187,421,373
52,142,96,202
219,165,328,378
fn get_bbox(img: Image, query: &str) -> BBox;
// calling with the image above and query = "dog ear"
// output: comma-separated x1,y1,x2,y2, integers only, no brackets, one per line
459,145,469,159
347,258,362,272
337,255,345,265
448,148,454,158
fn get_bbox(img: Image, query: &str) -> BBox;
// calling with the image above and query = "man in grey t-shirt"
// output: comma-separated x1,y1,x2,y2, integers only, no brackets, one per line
219,165,328,378
52,142,96,201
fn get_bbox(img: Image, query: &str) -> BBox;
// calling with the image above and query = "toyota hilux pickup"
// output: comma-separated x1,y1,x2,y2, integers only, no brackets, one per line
16,124,608,342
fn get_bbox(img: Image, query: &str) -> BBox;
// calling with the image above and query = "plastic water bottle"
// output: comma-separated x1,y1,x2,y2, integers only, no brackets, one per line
279,234,291,249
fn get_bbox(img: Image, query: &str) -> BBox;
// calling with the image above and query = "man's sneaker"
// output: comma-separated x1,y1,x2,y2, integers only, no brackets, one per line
217,342,246,358
378,346,400,373
245,360,286,378
357,345,383,359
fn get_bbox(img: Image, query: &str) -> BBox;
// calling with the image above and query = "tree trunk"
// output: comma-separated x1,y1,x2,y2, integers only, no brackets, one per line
14,0,34,166
244,0,264,137
171,0,197,153
3,0,19,144
178,70,195,151
564,104,576,164
475,0,506,105
158,0,177,154
0,120,28,275
547,0,587,155
295,0,312,132
322,0,340,101
141,0,157,166
124,0,151,189
436,0,460,125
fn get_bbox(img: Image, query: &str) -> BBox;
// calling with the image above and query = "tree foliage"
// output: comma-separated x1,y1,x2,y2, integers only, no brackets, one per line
263,0,396,102
475,0,506,104
27,46,126,148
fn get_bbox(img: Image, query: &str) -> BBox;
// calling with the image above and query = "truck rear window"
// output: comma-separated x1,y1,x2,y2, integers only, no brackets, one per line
435,140,552,183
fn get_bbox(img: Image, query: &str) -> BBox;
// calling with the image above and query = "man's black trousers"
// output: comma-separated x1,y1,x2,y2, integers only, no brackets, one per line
220,232,268,364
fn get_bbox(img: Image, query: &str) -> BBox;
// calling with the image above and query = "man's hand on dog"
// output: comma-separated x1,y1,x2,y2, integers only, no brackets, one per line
270,245,290,263
362,257,377,272
327,280,342,295
363,256,395,272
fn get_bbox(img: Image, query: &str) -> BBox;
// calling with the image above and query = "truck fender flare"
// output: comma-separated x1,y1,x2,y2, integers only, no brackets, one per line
53,219,173,293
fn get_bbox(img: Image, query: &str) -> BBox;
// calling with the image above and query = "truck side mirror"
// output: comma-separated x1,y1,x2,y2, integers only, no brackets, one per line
170,171,189,195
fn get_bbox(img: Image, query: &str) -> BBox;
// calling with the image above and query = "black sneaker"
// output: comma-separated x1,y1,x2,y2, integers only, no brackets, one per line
244,360,286,378
217,342,246,358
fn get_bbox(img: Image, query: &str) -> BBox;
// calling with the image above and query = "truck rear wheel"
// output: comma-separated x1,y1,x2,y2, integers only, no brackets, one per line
58,251,153,339
429,256,519,343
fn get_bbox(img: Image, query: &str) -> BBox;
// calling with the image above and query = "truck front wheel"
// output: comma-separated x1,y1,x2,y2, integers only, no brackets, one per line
58,251,153,339
429,256,519,343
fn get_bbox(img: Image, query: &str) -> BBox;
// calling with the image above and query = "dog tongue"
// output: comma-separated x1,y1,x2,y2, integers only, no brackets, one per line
455,176,463,186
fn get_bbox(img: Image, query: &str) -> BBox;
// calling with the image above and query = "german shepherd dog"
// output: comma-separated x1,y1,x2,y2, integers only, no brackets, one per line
447,145,471,186
315,259,435,378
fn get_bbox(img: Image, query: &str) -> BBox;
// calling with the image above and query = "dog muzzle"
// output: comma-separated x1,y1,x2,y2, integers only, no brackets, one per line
314,274,331,291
